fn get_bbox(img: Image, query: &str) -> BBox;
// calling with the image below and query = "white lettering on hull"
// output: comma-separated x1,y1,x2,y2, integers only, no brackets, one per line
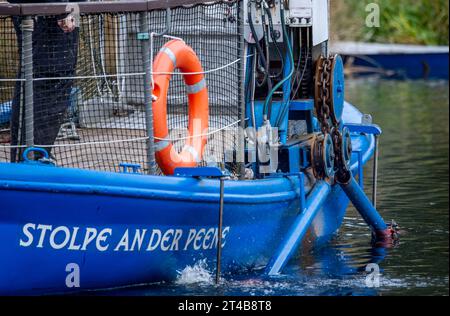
19,223,231,253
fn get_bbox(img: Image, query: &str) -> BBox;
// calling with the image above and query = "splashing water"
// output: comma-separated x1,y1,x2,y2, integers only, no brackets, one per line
175,259,214,285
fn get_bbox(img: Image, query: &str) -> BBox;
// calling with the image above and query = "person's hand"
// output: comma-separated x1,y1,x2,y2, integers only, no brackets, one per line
57,14,77,33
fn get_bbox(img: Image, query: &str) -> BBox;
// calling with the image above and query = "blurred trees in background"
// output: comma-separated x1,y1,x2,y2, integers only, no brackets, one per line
331,0,449,45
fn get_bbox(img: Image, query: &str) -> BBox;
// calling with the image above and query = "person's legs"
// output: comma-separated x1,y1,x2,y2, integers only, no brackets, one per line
33,17,79,156
10,16,79,161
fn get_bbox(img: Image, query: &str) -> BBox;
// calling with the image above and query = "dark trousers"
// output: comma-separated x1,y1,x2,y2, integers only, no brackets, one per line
11,16,79,161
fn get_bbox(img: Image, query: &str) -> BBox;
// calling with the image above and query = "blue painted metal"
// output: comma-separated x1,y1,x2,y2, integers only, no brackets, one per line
0,166,300,294
0,102,377,294
278,144,300,174
278,139,311,173
332,55,345,123
22,147,50,165
119,163,142,174
339,175,387,232
345,123,382,136
299,147,309,169
265,180,331,275
174,166,228,178
342,52,449,80
0,100,11,125
287,145,301,174
312,117,320,132
289,99,314,111
298,173,306,213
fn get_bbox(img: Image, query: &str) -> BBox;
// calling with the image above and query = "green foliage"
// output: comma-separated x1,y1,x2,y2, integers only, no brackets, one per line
331,0,449,45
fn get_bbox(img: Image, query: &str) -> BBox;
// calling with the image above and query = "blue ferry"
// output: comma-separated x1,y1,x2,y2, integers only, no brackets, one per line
0,0,396,294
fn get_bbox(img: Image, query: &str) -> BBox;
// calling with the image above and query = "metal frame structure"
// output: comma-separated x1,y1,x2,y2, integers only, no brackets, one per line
0,0,247,177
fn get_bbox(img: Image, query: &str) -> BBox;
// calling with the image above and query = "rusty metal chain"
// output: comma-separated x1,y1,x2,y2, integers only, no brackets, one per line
315,55,351,179
315,56,336,135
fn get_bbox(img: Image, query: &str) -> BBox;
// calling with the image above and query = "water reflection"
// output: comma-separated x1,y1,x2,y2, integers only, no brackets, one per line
341,79,449,295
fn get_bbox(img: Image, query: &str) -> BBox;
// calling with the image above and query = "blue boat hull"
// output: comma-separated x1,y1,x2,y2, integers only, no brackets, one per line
0,103,375,295
344,52,449,79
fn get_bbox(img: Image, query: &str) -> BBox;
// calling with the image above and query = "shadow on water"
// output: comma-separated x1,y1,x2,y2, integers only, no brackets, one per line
86,79,449,296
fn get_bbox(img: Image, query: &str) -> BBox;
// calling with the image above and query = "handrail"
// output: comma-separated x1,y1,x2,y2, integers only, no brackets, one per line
0,0,219,16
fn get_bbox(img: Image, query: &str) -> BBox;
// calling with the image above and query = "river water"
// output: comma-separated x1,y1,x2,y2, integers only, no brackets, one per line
94,79,449,296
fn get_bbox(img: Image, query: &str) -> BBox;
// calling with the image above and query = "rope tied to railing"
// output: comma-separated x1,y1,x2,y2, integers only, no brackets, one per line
0,118,244,149
0,56,248,83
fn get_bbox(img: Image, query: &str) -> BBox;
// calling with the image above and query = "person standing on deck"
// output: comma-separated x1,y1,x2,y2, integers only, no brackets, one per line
8,0,84,162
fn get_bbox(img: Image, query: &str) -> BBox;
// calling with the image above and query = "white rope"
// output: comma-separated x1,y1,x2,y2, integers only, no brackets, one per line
1,56,251,83
32,72,144,81
0,136,149,149
0,119,245,149
25,57,244,82
153,119,244,142
152,58,245,75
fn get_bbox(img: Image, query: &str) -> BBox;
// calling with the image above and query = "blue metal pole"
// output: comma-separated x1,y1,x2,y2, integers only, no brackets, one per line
265,180,331,275
298,173,306,213
339,175,387,234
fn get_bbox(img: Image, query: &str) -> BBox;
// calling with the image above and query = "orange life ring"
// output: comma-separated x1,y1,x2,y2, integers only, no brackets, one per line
152,40,209,175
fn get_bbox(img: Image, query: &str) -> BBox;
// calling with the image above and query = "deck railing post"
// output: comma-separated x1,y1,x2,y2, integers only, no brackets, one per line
22,16,34,149
139,11,157,175
372,135,379,207
237,1,246,179
216,176,225,284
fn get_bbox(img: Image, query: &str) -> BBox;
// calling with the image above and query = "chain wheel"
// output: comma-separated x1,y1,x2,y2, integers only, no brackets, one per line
311,133,335,179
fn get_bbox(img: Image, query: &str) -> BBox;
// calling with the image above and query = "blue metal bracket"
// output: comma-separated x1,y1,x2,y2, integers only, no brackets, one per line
289,99,314,111
174,167,229,178
119,163,142,174
22,147,55,166
346,122,382,207
265,180,331,275
286,145,300,174
278,142,310,174
344,123,382,136
298,172,306,213
339,175,388,233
